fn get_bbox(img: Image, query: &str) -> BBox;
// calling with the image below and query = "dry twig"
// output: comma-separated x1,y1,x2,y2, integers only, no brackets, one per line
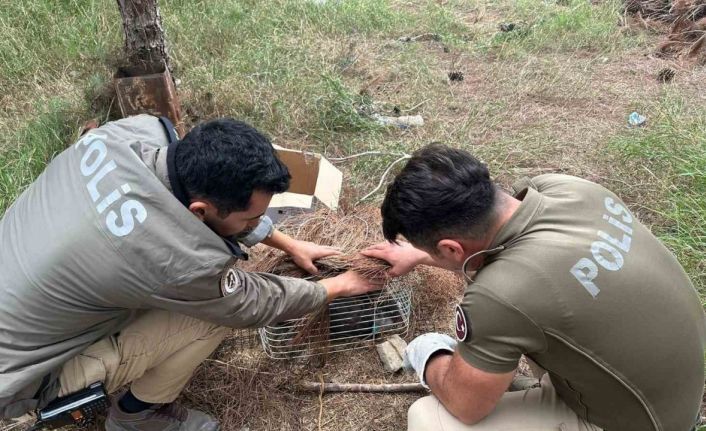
297,381,427,393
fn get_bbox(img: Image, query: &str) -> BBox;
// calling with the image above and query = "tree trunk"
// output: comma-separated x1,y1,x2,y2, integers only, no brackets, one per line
116,0,171,77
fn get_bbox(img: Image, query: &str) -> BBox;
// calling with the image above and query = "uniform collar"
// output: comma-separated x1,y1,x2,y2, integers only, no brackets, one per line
487,186,543,250
154,146,173,193
146,145,188,206
152,146,249,261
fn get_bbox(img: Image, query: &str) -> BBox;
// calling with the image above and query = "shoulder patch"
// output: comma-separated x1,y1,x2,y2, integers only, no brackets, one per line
220,261,242,297
455,304,471,342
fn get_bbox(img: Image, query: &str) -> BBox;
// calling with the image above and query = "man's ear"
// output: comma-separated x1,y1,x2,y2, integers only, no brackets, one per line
436,239,466,263
188,200,211,221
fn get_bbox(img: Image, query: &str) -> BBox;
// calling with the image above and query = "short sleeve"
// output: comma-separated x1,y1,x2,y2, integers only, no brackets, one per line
456,285,546,373
510,177,536,197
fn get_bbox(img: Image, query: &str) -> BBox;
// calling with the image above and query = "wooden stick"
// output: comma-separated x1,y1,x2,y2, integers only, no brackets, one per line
317,374,325,431
298,382,427,393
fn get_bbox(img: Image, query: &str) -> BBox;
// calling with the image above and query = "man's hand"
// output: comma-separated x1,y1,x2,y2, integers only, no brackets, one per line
362,241,432,277
288,240,341,275
78,118,100,137
319,270,384,302
404,333,457,387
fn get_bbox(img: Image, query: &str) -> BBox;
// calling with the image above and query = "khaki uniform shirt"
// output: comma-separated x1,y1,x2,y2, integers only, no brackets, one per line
456,174,705,431
0,115,326,418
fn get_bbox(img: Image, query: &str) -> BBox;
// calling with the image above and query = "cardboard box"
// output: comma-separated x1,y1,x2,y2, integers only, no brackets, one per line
266,146,343,223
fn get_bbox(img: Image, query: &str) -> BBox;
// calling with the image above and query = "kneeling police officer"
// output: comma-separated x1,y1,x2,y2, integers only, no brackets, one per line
0,115,378,431
364,144,705,431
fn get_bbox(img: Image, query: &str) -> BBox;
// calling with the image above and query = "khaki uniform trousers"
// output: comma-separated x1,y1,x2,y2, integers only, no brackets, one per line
407,361,602,431
58,310,229,404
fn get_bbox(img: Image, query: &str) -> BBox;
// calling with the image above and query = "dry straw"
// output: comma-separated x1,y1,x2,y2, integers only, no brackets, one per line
191,207,465,430
253,207,389,276
248,207,418,360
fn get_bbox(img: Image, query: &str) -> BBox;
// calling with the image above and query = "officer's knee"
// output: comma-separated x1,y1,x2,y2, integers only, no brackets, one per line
203,323,229,341
407,396,441,431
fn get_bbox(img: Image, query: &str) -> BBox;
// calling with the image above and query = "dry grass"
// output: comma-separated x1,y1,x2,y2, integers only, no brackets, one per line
183,206,465,430
182,263,466,431
248,207,440,361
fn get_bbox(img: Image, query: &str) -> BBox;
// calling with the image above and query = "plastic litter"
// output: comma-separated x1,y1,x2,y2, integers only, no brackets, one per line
628,112,647,127
373,114,424,129
398,33,441,43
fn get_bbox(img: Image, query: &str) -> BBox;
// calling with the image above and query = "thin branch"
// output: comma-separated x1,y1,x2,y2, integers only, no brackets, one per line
357,154,412,204
327,151,409,162
297,382,427,393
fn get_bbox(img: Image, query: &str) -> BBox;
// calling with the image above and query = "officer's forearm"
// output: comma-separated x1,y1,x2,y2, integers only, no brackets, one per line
319,278,346,302
318,270,378,302
427,352,515,425
425,352,454,397
261,229,296,253
425,354,488,425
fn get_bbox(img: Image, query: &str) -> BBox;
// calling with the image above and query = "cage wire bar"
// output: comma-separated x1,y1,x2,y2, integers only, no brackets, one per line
259,280,413,359
230,328,260,350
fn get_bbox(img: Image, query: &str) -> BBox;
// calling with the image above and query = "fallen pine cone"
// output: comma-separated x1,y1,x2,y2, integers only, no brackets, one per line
656,67,676,83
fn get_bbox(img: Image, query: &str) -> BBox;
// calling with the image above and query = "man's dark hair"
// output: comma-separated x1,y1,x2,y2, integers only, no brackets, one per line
175,118,290,214
381,143,497,251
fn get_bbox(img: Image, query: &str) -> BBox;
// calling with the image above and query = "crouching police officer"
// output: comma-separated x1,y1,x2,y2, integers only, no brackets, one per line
0,115,379,431
364,144,705,431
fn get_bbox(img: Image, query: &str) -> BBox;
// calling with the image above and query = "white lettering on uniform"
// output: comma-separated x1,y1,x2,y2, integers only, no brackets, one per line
605,197,633,223
96,184,131,214
597,230,631,253
75,133,147,237
591,241,624,271
570,196,634,298
80,140,107,176
603,214,633,235
86,160,117,201
570,258,600,298
106,200,148,237
75,133,107,150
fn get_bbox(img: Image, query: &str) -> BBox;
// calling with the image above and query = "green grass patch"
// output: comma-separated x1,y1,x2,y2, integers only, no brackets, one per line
0,101,76,215
480,0,643,56
610,98,706,300
421,1,473,48
162,0,419,140
0,0,119,87
0,0,466,210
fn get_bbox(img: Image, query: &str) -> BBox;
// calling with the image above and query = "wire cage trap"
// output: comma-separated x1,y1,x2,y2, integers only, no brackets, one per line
259,279,413,359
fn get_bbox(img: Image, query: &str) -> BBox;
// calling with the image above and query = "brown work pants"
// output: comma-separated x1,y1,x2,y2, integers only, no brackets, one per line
407,361,602,431
58,310,228,403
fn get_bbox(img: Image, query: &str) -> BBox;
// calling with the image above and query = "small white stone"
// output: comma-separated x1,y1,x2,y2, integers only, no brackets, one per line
376,341,404,372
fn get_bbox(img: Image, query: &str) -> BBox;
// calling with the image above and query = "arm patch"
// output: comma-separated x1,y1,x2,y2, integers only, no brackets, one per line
455,304,472,342
220,260,242,297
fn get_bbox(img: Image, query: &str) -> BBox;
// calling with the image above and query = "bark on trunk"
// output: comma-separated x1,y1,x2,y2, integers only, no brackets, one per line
116,0,171,77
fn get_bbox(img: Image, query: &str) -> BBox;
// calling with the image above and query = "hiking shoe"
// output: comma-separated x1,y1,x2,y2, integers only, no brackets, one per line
105,401,219,431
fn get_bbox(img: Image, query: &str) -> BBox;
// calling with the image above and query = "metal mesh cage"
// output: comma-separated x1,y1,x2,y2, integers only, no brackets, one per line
259,280,413,359
230,328,260,350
